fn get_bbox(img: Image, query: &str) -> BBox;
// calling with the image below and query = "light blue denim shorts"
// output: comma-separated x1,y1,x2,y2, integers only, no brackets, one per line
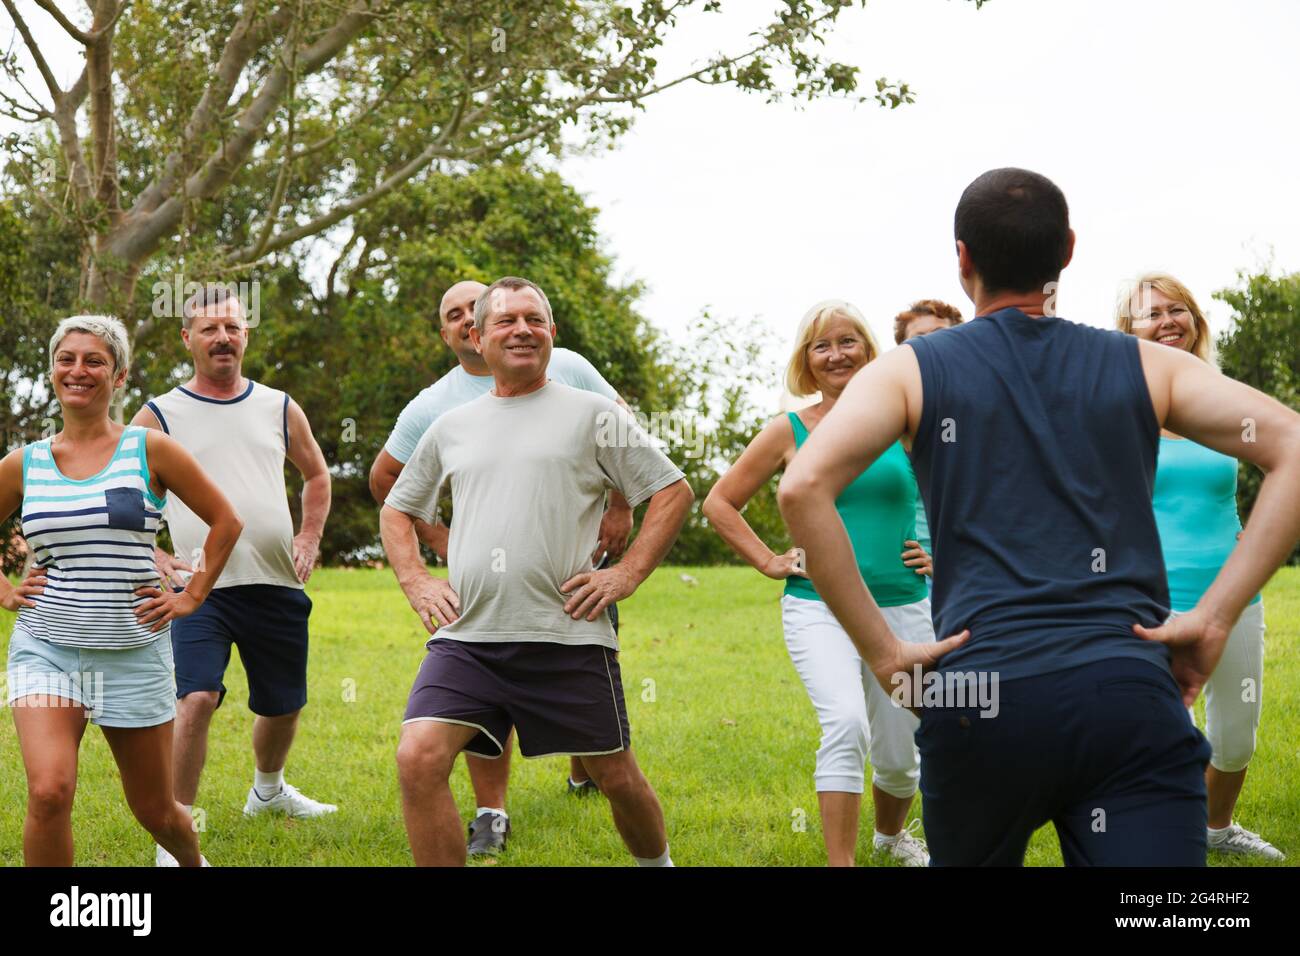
5,628,176,728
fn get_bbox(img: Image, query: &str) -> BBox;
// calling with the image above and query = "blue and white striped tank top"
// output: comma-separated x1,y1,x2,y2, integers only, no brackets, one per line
15,425,167,649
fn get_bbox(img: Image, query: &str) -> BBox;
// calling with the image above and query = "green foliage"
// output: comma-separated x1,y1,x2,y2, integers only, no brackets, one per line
1215,269,1300,565
656,313,788,565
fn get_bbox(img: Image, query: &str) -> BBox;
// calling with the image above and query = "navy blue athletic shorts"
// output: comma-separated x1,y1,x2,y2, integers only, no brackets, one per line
402,639,630,759
917,656,1212,866
171,584,312,717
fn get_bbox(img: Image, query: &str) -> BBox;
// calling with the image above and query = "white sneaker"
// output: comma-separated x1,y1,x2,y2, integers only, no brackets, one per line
875,819,930,867
1209,822,1284,860
242,782,338,819
156,845,210,866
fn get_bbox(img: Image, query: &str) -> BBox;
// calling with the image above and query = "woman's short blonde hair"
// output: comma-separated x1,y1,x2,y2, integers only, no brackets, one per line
49,314,131,375
784,299,880,398
1115,272,1213,364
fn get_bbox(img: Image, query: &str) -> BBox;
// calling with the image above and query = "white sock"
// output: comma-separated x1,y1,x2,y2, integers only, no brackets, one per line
634,845,674,867
1208,823,1231,840
254,768,284,799
874,829,901,846
476,806,507,819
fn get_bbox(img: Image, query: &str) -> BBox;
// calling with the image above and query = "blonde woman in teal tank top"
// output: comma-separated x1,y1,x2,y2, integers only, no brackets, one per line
703,300,934,867
1118,273,1281,860
0,316,242,866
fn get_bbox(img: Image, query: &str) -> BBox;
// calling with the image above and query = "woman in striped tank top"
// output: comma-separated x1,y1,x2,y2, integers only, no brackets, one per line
0,315,242,867
1118,273,1282,861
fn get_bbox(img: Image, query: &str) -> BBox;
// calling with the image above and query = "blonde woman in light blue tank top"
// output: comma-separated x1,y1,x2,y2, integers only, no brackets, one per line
0,316,242,867
1118,273,1281,861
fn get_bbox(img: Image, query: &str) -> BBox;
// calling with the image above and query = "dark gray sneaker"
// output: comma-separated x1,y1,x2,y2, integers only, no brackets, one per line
567,777,601,798
466,811,510,856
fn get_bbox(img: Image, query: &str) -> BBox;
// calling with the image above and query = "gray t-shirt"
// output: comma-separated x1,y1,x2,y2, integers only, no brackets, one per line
385,381,685,649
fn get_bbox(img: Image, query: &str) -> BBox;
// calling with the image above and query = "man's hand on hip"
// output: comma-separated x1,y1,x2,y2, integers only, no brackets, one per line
406,575,461,635
293,531,321,583
561,564,637,622
594,501,634,562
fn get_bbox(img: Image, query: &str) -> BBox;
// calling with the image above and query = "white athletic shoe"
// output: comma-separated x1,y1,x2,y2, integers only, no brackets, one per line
1208,823,1284,860
875,819,930,867
242,782,338,819
156,845,210,867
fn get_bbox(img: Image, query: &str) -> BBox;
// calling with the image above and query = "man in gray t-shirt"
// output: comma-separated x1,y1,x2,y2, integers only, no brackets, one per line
381,277,693,867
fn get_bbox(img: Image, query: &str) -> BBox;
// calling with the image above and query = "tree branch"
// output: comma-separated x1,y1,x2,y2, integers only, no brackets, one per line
114,0,394,266
1,0,66,104
133,2,296,214
31,0,91,43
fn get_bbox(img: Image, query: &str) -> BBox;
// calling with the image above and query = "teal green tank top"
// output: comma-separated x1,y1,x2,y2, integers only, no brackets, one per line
782,412,926,608
1153,436,1261,613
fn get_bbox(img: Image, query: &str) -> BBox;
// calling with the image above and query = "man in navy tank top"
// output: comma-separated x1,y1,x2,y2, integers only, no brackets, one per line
779,168,1300,865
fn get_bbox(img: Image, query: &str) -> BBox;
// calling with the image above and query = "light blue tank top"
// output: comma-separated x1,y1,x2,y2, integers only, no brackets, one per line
15,425,167,648
1153,436,1261,613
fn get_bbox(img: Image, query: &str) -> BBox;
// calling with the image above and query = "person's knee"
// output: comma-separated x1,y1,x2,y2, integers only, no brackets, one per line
871,764,920,799
27,775,76,821
1210,739,1255,775
818,707,869,762
396,731,458,788
130,796,181,836
178,690,220,718
584,756,644,800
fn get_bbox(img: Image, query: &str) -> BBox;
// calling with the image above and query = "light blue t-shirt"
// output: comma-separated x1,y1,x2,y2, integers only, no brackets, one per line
384,347,619,464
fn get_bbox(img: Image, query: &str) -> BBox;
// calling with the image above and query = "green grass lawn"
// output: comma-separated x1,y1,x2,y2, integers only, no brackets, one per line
2,566,1297,867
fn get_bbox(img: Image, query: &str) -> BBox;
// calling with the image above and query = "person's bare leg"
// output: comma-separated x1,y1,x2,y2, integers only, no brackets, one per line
466,728,512,809
1207,765,1248,830
13,697,87,867
872,784,912,836
103,722,202,867
253,709,300,775
396,721,479,866
172,690,219,805
581,750,666,859
817,791,861,867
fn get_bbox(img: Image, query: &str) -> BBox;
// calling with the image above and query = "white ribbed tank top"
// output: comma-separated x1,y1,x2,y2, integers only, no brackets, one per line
147,380,300,589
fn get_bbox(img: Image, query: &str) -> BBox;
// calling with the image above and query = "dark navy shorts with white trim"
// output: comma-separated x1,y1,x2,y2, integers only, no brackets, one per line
402,638,630,759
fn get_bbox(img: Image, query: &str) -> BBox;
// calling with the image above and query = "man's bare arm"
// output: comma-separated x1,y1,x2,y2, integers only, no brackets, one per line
1143,341,1300,627
286,399,332,582
380,503,459,633
560,478,693,621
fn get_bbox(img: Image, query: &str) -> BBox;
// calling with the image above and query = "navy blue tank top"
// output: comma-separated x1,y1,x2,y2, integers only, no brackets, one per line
906,308,1171,681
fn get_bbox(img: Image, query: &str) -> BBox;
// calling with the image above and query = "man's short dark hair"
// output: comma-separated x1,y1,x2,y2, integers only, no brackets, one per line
954,168,1070,295
182,282,243,330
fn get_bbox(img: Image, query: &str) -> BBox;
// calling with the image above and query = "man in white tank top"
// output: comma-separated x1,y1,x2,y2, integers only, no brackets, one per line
133,285,335,865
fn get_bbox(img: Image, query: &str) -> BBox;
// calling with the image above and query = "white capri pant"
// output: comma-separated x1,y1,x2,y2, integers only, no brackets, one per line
1172,600,1265,774
780,593,936,797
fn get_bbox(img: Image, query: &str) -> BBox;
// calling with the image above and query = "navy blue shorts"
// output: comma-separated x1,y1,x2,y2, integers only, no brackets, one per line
170,584,312,717
917,657,1212,866
402,639,630,759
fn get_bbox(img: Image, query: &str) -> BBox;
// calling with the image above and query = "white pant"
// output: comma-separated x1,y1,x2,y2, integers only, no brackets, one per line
780,594,936,797
1172,601,1266,773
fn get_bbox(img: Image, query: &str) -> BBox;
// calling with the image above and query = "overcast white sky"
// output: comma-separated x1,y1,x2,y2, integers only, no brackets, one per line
561,0,1300,375
4,0,1297,396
